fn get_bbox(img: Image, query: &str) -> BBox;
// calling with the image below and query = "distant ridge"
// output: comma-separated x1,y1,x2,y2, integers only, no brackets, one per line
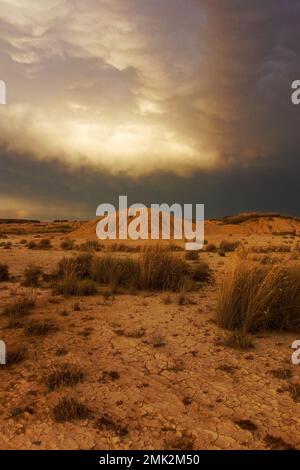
71,210,300,242
221,212,300,225
0,218,40,224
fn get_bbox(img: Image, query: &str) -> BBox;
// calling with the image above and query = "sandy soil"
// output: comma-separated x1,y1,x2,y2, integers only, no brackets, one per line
0,217,299,450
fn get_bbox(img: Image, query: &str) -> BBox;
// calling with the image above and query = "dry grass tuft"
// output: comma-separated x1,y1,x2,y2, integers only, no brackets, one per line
219,240,237,252
224,330,254,350
192,261,211,283
3,294,36,326
5,348,26,367
0,264,9,281
23,265,42,287
140,246,187,291
91,255,140,291
52,397,92,422
289,383,300,402
45,364,84,390
25,319,58,336
216,261,300,332
60,239,75,250
185,250,198,261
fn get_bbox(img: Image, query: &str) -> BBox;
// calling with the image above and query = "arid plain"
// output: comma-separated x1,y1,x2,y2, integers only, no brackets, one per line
0,213,300,450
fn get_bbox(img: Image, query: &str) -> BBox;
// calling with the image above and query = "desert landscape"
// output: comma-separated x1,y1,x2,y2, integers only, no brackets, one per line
0,212,299,451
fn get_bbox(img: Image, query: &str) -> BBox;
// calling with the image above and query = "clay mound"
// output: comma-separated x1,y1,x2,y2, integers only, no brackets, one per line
72,208,201,245
72,210,300,242
220,213,300,236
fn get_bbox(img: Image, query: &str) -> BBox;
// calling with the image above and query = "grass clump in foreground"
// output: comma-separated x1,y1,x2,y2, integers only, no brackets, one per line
3,295,36,322
25,320,58,336
45,364,84,391
54,255,98,296
139,246,188,291
52,397,92,422
216,261,300,333
4,348,26,367
23,265,42,287
56,247,189,293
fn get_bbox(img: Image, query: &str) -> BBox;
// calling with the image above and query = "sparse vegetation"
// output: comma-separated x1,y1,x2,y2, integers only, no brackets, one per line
25,320,58,336
37,238,52,250
216,262,300,332
79,240,102,252
224,330,254,350
206,243,217,253
219,240,237,252
60,238,75,250
140,246,187,291
3,295,36,324
23,265,42,287
192,261,211,283
52,397,92,422
0,264,9,281
289,383,300,402
5,348,26,367
185,250,198,261
91,255,140,291
45,364,84,391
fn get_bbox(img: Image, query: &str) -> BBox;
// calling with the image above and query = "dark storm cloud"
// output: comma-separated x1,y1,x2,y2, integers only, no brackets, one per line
0,0,300,217
1,146,300,220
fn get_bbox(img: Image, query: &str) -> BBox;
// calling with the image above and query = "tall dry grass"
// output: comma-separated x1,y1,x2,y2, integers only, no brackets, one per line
216,261,300,332
55,246,189,293
139,246,188,291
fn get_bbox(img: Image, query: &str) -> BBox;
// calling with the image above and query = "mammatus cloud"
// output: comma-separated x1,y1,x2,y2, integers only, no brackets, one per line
0,0,299,176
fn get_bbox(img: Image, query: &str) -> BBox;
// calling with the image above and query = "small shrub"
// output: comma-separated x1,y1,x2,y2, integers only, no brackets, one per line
140,247,187,291
185,250,198,261
60,239,75,250
57,254,94,280
25,320,58,336
38,238,52,250
192,261,211,282
54,278,97,297
5,348,26,367
92,256,140,290
289,383,300,402
45,364,84,391
79,240,102,252
23,265,42,287
206,243,217,253
3,295,35,320
0,264,9,281
52,397,92,422
27,241,37,249
219,240,237,253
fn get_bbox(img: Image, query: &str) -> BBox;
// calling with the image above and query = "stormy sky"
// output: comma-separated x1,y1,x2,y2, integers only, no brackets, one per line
0,0,300,220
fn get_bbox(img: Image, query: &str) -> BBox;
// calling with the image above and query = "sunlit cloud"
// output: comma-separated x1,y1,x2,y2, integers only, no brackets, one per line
0,0,300,217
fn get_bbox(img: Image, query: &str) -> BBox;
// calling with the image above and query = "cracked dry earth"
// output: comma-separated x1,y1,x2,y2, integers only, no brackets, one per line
0,248,300,450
